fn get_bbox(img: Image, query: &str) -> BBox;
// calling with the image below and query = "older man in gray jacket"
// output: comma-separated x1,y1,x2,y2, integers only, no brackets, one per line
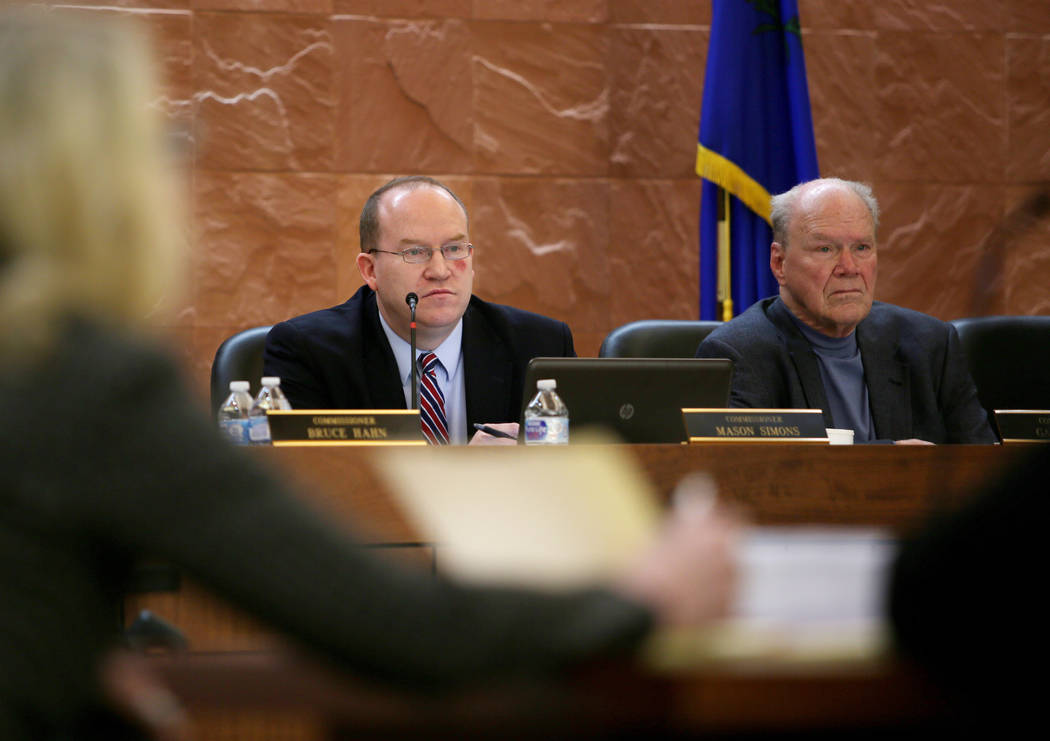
696,178,995,444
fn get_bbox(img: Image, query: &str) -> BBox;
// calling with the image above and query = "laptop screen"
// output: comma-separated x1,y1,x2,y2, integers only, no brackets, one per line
521,357,733,443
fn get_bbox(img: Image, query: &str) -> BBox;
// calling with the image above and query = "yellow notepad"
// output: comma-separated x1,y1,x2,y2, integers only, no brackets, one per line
375,442,661,588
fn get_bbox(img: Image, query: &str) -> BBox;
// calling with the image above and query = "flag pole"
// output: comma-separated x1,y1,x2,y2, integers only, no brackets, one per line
697,1,818,320
717,187,733,321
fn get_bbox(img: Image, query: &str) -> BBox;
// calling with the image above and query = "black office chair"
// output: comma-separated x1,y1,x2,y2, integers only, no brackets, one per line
598,319,723,358
950,316,1050,412
210,325,272,416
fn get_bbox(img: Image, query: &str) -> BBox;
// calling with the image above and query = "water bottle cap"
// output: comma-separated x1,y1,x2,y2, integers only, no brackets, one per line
261,376,281,387
537,378,556,390
230,380,250,392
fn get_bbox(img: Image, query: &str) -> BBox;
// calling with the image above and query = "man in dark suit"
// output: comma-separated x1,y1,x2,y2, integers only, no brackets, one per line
264,176,574,444
696,178,995,444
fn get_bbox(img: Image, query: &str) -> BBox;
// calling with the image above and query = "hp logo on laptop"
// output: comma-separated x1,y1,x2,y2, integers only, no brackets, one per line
618,403,635,420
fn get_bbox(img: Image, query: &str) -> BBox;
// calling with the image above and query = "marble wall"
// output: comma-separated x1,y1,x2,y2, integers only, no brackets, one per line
56,1,1050,399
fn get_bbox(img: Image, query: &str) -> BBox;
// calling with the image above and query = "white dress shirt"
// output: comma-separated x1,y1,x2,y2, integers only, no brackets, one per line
378,310,467,444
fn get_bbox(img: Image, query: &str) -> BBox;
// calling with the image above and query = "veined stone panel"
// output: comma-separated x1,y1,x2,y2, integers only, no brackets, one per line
874,183,1005,320
1007,35,1050,182
59,0,189,8
608,179,701,327
472,0,607,23
470,177,610,331
195,1,332,12
194,172,339,327
872,0,1008,31
797,0,874,30
804,29,877,182
472,22,609,175
874,31,1006,183
609,0,708,25
1009,0,1050,32
149,11,194,118
333,17,473,173
46,2,193,114
608,25,705,178
334,0,471,17
193,12,335,171
333,174,395,303
1002,187,1050,316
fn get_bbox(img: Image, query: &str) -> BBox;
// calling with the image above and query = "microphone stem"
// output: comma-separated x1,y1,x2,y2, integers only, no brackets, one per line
409,304,418,410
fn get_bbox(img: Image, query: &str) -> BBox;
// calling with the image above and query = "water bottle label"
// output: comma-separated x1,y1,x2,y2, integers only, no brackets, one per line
524,417,568,444
220,418,251,445
248,416,271,444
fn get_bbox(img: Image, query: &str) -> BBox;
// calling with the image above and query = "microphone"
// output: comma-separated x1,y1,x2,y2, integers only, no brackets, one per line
406,293,419,410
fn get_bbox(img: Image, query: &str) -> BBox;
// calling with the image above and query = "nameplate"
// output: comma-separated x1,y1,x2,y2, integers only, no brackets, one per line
993,410,1050,444
683,409,828,443
267,410,426,446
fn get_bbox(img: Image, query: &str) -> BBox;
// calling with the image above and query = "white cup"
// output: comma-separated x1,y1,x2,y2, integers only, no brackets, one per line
825,428,854,445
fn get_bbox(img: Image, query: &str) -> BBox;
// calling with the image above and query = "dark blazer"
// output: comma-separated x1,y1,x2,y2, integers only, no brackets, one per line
695,297,996,443
263,285,576,428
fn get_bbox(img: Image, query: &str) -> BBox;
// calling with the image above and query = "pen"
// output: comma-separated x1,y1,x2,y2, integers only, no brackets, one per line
473,423,518,440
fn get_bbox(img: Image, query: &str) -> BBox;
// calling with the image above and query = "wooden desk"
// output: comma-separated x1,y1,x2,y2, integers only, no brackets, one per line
127,444,1024,651
263,443,1022,537
150,649,952,739
130,444,1012,739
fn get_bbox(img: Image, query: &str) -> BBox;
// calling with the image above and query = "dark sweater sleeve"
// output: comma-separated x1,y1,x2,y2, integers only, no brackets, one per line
62,334,653,688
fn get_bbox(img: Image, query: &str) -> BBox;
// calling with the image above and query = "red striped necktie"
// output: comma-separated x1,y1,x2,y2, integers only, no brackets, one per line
418,352,449,445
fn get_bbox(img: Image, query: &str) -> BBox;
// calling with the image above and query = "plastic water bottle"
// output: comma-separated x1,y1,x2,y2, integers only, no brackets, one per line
523,378,569,445
217,380,253,445
248,376,292,445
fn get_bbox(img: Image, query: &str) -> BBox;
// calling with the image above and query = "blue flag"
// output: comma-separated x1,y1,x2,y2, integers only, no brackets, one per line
697,0,819,320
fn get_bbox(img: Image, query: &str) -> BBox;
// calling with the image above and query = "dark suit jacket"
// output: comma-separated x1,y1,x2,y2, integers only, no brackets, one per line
263,285,576,428
695,297,996,443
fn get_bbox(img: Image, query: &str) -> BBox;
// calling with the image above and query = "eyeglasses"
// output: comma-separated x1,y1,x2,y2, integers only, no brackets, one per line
369,243,473,264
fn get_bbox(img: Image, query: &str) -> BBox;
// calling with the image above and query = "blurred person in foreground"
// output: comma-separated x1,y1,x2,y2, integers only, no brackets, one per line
0,8,738,740
890,447,1048,729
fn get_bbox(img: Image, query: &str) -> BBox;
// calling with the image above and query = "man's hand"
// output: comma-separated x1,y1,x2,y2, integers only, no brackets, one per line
468,422,519,446
614,474,741,626
893,438,935,445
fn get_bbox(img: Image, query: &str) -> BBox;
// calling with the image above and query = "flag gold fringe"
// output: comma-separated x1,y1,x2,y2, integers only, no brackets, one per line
695,144,773,225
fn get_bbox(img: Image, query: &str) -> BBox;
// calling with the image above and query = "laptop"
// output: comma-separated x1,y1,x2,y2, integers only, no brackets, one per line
521,357,734,443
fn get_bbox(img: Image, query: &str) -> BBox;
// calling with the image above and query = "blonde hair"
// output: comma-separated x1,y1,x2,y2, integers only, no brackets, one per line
0,6,183,358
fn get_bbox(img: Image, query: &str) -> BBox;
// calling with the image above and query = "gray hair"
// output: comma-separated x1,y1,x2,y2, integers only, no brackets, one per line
770,178,879,247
